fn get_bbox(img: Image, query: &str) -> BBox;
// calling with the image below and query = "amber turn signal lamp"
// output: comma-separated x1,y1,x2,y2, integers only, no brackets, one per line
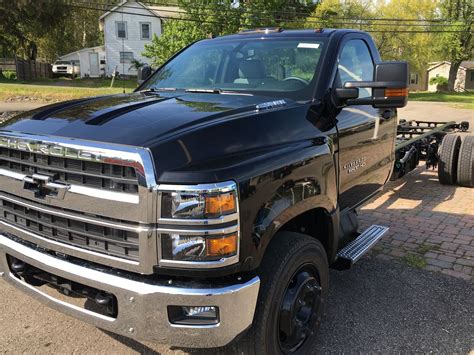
385,88,409,97
205,193,236,215
206,234,238,256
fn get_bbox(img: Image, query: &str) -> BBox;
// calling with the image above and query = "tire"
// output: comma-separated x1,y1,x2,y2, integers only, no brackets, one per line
231,232,329,354
438,134,461,185
457,135,474,187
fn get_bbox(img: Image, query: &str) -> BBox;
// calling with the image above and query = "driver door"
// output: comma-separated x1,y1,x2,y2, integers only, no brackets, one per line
335,38,397,209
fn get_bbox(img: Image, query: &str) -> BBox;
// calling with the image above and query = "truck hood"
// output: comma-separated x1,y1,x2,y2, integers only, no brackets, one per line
0,92,281,147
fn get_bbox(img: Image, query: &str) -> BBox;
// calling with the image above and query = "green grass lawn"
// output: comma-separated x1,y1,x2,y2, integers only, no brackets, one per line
0,78,138,103
409,92,474,109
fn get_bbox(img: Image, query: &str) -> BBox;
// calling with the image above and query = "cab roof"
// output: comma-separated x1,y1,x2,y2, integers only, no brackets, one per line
213,28,364,41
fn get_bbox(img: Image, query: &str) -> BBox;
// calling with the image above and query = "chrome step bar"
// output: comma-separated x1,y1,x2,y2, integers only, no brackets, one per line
336,225,389,268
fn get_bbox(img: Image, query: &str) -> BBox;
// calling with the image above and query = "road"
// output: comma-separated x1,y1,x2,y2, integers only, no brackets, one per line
0,257,472,354
0,102,45,112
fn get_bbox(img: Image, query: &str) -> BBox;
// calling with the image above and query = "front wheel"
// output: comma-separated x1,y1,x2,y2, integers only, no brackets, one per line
232,232,329,354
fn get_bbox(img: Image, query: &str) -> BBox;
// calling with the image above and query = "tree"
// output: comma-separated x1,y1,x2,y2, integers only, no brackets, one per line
143,0,317,67
0,0,105,62
304,0,440,76
239,0,317,30
436,0,473,91
178,0,241,36
304,0,372,30
142,20,207,67
0,0,68,60
371,0,438,75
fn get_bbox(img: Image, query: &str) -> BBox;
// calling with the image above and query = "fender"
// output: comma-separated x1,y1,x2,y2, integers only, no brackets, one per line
238,140,338,270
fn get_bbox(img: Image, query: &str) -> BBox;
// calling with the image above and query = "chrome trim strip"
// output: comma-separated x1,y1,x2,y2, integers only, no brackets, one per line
0,168,25,180
157,225,238,236
158,212,239,226
0,235,260,348
69,185,139,204
156,181,237,194
159,254,240,269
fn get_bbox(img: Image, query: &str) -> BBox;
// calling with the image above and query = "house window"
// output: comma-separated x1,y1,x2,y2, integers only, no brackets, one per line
120,51,134,63
116,21,127,39
140,22,151,40
470,71,474,82
410,73,419,85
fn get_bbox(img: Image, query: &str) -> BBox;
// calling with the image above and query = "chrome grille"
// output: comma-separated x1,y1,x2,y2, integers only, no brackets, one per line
0,147,139,193
0,131,159,274
0,196,140,261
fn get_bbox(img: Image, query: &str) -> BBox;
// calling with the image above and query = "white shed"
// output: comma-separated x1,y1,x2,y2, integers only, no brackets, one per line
99,1,163,77
58,46,106,78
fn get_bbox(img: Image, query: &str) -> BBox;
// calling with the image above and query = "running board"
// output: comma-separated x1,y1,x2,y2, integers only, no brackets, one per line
335,225,389,270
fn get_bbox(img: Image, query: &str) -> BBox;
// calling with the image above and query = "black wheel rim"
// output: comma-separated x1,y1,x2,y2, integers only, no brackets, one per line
278,264,321,353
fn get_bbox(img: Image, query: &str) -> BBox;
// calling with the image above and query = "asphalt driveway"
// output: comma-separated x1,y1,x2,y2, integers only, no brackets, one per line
0,257,472,354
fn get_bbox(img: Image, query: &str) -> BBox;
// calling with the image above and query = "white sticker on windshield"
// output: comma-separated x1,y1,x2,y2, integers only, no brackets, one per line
297,43,320,49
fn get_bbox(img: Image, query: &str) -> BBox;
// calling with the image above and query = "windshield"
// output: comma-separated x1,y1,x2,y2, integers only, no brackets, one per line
143,38,326,100
55,61,71,65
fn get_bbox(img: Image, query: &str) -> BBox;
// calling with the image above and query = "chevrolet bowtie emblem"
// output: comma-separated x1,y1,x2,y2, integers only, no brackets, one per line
23,174,70,200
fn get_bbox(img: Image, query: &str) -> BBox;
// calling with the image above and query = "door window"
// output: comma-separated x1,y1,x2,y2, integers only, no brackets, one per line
336,39,374,98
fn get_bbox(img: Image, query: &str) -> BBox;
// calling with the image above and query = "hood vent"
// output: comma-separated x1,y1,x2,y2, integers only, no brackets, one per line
85,97,168,126
31,96,107,121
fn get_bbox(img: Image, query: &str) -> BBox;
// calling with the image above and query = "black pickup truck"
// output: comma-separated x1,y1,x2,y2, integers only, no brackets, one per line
0,28,472,354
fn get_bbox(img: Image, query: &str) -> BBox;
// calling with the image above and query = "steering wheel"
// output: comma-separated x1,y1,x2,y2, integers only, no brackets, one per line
283,76,309,86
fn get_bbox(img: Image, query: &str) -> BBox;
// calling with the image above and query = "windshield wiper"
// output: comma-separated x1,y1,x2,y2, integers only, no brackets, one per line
185,88,220,94
140,87,177,93
185,88,253,96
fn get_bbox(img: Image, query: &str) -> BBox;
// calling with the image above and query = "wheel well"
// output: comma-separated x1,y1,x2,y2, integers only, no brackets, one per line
278,208,331,258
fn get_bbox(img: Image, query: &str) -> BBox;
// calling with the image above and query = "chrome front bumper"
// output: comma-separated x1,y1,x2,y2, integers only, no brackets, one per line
0,235,260,348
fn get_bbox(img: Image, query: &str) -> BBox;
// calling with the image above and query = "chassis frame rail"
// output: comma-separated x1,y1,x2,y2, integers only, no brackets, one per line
391,120,469,180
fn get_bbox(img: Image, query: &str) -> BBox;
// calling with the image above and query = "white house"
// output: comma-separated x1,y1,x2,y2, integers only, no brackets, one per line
100,1,181,77
58,46,106,78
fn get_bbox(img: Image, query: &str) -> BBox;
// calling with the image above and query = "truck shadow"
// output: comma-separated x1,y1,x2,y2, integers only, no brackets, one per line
101,257,473,353
365,165,458,212
100,330,163,354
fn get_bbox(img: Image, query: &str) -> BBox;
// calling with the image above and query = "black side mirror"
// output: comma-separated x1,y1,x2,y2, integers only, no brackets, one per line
138,65,152,84
334,61,409,109
372,61,409,108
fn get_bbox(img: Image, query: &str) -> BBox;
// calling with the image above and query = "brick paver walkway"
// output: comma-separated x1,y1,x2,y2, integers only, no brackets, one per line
358,165,474,281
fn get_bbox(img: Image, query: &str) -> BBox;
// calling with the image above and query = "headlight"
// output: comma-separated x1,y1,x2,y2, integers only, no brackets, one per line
158,182,240,268
162,190,237,219
161,233,238,262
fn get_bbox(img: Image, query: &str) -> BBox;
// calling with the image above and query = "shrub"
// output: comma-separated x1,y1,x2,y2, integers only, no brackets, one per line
429,76,448,86
1,71,17,80
429,76,448,92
